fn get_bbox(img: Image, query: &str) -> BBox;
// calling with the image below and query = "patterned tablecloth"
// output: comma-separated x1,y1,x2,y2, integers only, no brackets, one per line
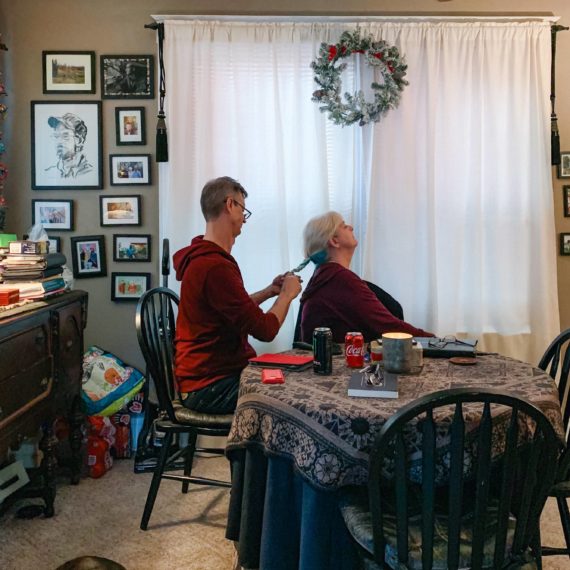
226,353,564,491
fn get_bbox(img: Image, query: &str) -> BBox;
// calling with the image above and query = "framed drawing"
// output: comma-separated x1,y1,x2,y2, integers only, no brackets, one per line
101,55,154,99
561,233,570,256
113,234,151,262
115,107,146,145
47,235,61,253
70,235,107,279
564,186,570,217
109,154,151,185
111,272,150,301
558,152,570,179
100,195,141,226
42,51,96,94
31,100,102,190
32,199,74,231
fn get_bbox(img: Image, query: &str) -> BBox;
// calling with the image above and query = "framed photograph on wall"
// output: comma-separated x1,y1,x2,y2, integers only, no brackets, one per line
109,154,151,185
32,199,74,231
561,233,570,256
111,272,150,302
42,51,96,94
558,152,570,179
564,186,570,217
101,55,154,99
70,235,107,279
113,234,151,262
100,195,141,226
31,100,102,190
115,107,146,145
47,235,61,253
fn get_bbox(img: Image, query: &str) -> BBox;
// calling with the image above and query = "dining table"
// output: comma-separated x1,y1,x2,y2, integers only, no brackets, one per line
225,349,564,570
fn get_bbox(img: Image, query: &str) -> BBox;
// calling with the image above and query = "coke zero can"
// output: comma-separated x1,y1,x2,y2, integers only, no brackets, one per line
345,332,364,368
313,327,333,375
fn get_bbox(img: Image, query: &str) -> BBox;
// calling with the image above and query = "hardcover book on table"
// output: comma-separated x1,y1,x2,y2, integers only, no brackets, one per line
347,370,399,399
248,353,313,370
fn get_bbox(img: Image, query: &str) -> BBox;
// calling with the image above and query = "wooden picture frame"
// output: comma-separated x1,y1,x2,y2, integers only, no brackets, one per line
42,51,96,94
111,272,150,301
47,235,61,253
70,235,107,279
100,195,141,226
113,234,151,262
101,55,154,99
109,154,151,185
558,152,570,179
115,107,146,145
561,233,570,256
32,199,74,231
31,100,103,190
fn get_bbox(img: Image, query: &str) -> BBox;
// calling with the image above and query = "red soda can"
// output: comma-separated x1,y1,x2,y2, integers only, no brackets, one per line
345,332,364,368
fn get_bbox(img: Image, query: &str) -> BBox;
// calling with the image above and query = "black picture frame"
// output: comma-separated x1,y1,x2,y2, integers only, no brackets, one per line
558,152,570,179
113,234,151,262
101,55,154,99
47,235,61,253
31,100,103,190
32,199,74,231
115,107,146,145
70,235,107,279
100,195,142,226
564,186,570,218
109,154,151,185
42,51,96,94
111,272,150,301
561,233,570,256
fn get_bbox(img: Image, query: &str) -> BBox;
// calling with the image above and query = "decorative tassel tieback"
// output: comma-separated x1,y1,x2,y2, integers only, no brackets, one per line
156,113,168,163
291,250,328,273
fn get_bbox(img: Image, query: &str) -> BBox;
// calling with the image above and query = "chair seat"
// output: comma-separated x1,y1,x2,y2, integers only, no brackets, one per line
549,479,570,498
339,486,523,570
172,400,234,429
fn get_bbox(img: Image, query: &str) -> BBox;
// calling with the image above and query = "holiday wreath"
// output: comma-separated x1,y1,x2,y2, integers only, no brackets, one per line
311,29,408,127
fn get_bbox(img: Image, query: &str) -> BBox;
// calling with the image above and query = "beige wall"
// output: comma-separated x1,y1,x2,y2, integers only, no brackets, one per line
1,0,570,370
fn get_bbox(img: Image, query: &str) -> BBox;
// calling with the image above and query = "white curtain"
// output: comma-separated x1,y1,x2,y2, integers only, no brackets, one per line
159,18,559,364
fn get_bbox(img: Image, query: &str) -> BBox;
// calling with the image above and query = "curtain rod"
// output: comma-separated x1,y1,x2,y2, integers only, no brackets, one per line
151,14,559,24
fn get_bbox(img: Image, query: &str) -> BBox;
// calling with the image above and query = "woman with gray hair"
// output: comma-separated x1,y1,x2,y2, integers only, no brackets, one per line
300,211,434,343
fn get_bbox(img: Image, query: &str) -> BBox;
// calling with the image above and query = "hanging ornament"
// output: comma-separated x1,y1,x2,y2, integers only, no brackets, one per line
311,29,408,127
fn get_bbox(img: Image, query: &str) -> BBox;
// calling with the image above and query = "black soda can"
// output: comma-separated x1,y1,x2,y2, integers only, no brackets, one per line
313,327,333,375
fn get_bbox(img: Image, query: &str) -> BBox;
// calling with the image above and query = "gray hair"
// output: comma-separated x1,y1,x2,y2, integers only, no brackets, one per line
200,176,248,221
303,211,344,259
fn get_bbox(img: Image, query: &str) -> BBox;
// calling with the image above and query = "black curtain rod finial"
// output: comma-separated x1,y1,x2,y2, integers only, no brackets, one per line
144,22,159,31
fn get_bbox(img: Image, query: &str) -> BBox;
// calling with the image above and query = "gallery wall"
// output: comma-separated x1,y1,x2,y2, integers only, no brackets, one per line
1,0,570,370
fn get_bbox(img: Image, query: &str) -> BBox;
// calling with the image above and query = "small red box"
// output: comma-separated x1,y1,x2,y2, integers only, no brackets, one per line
0,289,19,306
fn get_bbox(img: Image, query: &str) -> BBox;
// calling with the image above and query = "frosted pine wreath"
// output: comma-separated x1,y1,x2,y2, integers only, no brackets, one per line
311,30,408,127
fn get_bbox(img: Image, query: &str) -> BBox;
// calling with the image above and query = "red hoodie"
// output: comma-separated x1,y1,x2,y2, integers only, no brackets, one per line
174,236,280,392
300,262,434,343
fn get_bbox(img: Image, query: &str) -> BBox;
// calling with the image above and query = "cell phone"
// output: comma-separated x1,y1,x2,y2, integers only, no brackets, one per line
261,368,285,384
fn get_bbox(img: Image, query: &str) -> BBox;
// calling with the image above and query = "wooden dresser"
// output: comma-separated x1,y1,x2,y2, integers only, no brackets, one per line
0,290,88,516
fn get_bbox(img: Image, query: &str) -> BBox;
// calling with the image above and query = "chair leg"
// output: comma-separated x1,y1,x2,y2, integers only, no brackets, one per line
531,526,543,570
557,497,570,558
182,430,198,494
140,431,173,531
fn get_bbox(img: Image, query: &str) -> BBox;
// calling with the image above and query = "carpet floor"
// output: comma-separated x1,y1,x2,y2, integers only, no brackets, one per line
0,456,568,570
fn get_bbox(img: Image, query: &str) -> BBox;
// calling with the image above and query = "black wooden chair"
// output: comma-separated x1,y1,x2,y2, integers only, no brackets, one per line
538,328,570,559
339,387,562,569
293,280,404,345
135,286,233,531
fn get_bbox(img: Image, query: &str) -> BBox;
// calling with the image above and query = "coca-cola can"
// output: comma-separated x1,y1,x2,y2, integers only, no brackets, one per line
313,327,333,375
345,332,364,368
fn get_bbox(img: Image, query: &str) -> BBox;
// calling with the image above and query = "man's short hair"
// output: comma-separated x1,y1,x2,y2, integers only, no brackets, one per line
47,113,88,145
303,211,344,260
200,176,248,221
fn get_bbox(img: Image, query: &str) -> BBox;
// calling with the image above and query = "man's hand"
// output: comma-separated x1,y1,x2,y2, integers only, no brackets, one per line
268,273,287,297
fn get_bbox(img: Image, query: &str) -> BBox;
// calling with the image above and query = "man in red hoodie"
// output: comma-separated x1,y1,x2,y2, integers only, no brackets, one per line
173,176,302,414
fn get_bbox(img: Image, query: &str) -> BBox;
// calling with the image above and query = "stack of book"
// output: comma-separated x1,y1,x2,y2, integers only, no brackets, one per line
0,247,67,300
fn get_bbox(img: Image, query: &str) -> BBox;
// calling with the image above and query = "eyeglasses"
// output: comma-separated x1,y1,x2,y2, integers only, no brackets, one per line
428,335,478,349
227,197,252,220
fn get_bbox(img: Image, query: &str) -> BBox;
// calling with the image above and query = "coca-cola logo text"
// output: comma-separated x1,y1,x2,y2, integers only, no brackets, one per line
346,345,363,356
